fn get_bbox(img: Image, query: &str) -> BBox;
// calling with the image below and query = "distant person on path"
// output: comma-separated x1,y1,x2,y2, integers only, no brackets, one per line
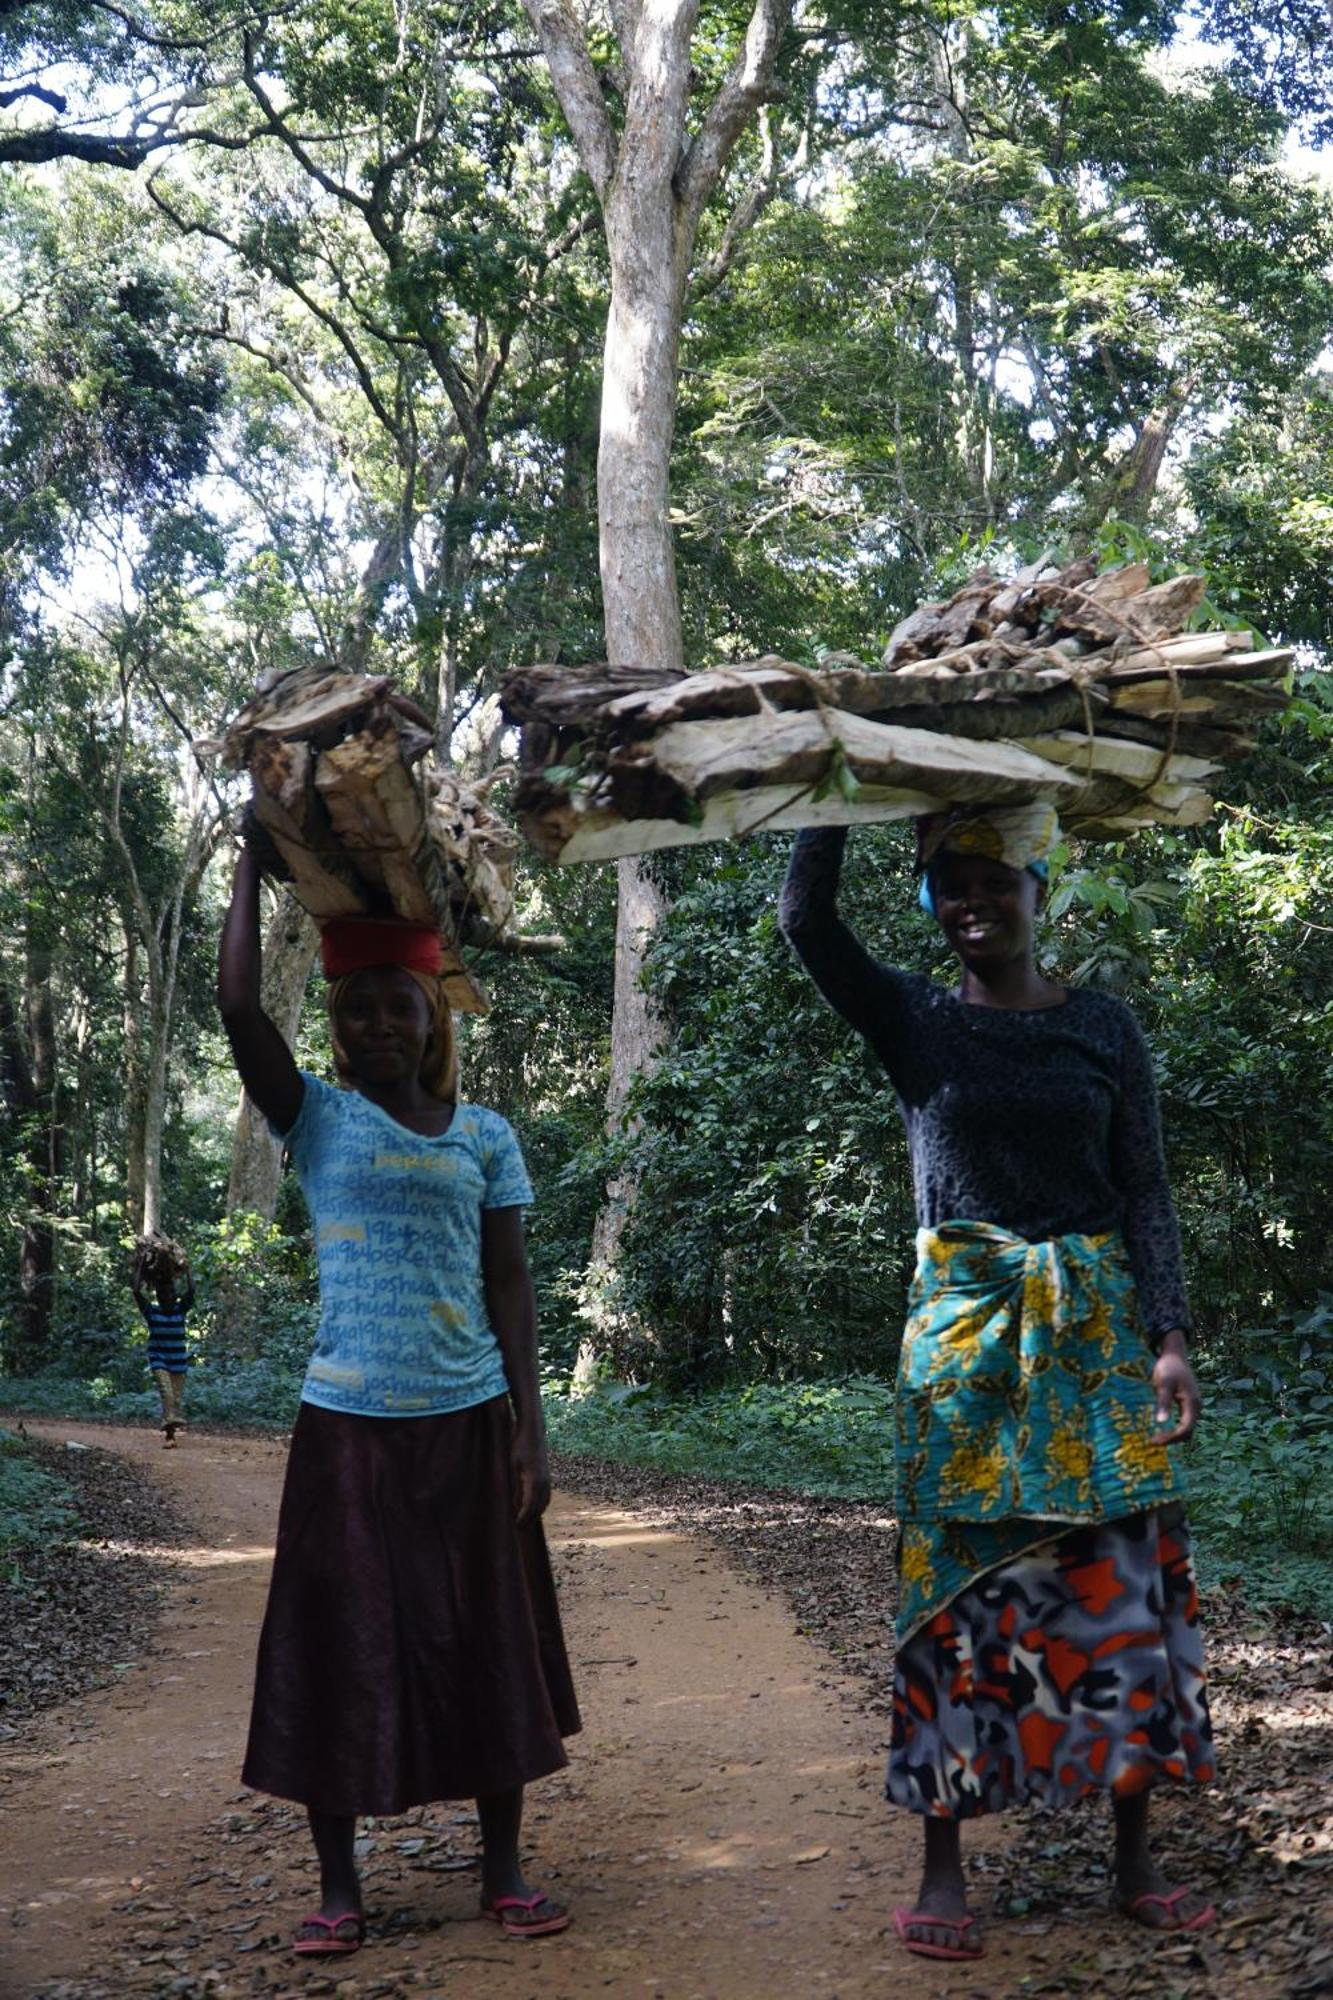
218,845,580,1962
780,808,1214,1965
132,1239,195,1448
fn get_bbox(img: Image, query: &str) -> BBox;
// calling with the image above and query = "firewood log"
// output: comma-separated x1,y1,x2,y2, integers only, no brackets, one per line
499,558,1294,863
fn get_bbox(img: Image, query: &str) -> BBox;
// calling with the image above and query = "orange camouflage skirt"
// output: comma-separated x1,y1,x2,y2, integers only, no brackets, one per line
887,1506,1214,1818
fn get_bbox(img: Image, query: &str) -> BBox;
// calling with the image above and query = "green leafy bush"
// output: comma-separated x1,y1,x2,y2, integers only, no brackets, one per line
545,1375,897,1498
1188,1298,1333,1609
0,1428,77,1554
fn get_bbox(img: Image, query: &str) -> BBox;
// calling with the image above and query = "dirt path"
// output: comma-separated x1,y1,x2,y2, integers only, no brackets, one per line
0,1421,1029,2000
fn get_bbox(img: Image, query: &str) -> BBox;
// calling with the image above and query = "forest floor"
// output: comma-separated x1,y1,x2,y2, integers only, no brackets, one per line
0,1421,1328,2000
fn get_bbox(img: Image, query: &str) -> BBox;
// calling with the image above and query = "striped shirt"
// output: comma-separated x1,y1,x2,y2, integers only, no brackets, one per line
144,1303,190,1371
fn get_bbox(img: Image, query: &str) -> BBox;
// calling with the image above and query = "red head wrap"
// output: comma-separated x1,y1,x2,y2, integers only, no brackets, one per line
319,918,445,979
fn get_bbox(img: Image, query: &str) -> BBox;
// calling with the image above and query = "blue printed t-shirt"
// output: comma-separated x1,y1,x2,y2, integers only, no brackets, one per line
280,1071,534,1418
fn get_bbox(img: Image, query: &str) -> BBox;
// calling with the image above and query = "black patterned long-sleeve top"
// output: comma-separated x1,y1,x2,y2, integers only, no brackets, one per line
779,828,1191,1338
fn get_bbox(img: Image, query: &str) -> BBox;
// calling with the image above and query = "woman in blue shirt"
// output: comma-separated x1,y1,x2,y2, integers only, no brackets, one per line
218,846,580,1961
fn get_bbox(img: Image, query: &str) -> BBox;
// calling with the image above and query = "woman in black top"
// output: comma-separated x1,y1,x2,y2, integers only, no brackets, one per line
781,809,1214,1963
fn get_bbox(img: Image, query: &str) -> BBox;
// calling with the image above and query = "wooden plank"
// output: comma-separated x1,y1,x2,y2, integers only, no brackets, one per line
528,782,960,863
641,709,1087,806
1016,731,1217,786
1107,678,1288,720
1106,643,1290,684
518,712,1084,862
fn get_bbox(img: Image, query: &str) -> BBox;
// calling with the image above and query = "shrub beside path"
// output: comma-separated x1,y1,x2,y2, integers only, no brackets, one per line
1,1420,1016,2000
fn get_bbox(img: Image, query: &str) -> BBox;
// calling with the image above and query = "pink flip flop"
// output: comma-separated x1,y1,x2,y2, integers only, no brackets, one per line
1121,1885,1216,1932
481,1890,572,1938
291,1910,366,1957
893,1907,985,1960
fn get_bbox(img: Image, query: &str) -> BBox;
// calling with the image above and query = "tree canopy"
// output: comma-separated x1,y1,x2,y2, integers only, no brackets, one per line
1,0,1331,1405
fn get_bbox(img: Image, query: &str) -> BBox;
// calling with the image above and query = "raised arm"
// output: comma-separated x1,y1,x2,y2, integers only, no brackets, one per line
779,828,916,1058
217,845,305,1137
130,1252,151,1320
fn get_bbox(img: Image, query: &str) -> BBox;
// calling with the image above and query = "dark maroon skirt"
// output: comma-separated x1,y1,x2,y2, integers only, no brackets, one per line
243,1397,581,1816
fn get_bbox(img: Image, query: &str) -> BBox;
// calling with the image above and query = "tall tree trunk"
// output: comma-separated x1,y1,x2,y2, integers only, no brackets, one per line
526,0,794,1376
226,894,318,1218
1109,394,1189,525
16,932,59,1370
123,924,147,1234
140,961,169,1237
572,48,694,1376
576,854,671,1382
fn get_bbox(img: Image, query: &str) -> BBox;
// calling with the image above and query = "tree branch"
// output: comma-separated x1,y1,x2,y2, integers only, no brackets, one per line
145,173,402,442
690,103,790,300
0,82,66,112
677,0,793,238
521,0,617,203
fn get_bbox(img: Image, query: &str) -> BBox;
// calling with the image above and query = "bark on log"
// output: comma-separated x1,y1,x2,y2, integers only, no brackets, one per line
201,668,532,1013
500,559,1294,862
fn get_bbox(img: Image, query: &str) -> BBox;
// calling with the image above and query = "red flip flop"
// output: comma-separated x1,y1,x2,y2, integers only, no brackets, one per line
893,1907,985,1961
481,1890,571,1938
291,1910,366,1957
1121,1886,1216,1932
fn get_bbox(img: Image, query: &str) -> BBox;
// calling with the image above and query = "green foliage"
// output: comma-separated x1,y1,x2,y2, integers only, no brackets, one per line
584,833,927,1387
547,1358,1333,1617
0,1427,77,1555
545,1375,897,1499
1187,1298,1333,1614
0,1357,307,1429
190,1211,319,1369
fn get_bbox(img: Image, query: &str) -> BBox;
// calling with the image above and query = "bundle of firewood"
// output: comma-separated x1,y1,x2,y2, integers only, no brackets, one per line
199,668,524,1013
134,1232,190,1285
502,559,1293,863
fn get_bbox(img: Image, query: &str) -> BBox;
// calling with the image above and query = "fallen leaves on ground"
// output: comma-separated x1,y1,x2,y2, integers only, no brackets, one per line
1,1428,191,1730
552,1454,1333,2000
11,1438,1333,1999
34,1791,527,2000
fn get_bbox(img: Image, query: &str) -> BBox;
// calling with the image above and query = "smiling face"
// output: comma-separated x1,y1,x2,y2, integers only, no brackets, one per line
332,965,435,1088
930,852,1042,970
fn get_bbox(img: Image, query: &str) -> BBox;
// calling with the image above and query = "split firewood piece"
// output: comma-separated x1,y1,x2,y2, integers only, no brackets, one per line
199,665,535,1012
597,656,1085,732
515,712,1084,863
315,719,446,926
501,555,1295,860
245,737,369,919
1105,678,1289,723
1105,641,1288,682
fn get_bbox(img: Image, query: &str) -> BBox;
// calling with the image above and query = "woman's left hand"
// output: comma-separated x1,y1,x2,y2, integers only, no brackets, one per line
1153,1333,1202,1444
511,1419,552,1525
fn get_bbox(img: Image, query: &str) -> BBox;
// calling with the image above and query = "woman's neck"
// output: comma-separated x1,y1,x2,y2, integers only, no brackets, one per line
957,956,1066,1011
353,1076,454,1134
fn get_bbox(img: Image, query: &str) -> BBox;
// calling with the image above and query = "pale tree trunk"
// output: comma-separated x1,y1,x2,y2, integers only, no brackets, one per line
139,808,227,1238
139,966,169,1237
526,0,793,1377
123,924,147,1234
577,855,671,1380
1108,388,1193,525
13,934,59,1371
227,893,318,1217
114,813,224,1240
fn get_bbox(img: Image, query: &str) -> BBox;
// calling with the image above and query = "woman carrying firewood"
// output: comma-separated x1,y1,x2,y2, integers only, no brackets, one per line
780,808,1214,1964
218,845,580,1961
